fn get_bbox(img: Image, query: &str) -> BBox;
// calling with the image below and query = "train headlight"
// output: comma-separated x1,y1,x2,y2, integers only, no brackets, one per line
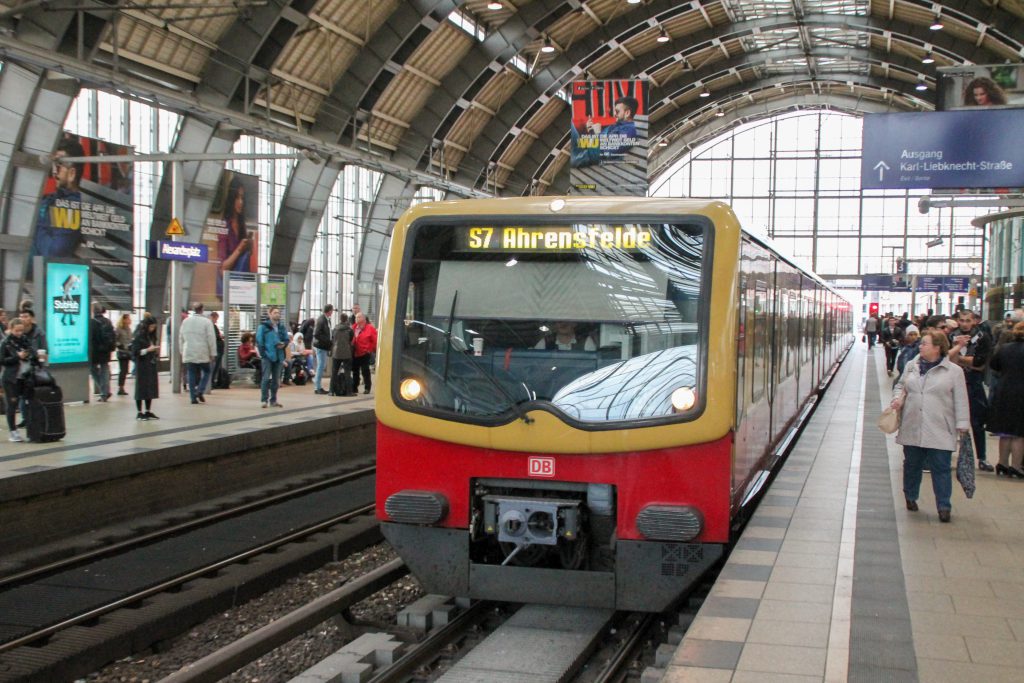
399,378,423,401
671,386,696,412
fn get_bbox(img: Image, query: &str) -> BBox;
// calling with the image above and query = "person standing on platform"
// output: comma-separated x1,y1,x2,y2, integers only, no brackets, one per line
256,306,288,408
891,330,970,523
895,325,921,381
880,316,904,376
19,309,46,358
986,321,1024,478
209,311,225,391
131,314,161,420
88,303,115,402
115,313,133,396
1,319,32,442
351,312,377,395
331,313,354,396
864,313,879,348
312,304,334,395
947,309,994,471
179,303,217,405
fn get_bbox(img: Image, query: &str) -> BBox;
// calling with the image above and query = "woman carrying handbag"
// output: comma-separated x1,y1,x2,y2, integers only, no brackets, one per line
890,329,970,522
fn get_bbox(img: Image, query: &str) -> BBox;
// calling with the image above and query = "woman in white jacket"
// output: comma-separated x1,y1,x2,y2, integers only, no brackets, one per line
891,329,970,522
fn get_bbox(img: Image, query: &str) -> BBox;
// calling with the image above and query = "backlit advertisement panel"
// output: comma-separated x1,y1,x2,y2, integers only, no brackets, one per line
45,262,90,364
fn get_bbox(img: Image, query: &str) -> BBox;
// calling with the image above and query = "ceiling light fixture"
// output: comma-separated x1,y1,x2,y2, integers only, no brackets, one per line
657,140,668,147
487,1,503,9
627,0,643,4
715,109,725,117
921,52,935,64
541,36,555,53
699,87,710,98
657,28,670,43
929,15,943,31
916,81,928,91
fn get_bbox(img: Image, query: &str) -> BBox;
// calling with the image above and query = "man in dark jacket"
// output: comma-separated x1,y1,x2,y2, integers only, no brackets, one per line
89,303,115,401
948,309,994,470
312,304,334,395
330,313,354,396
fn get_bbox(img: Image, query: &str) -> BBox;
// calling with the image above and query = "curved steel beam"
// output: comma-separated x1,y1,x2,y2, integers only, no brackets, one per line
453,10,1015,193
269,158,342,322
354,173,417,320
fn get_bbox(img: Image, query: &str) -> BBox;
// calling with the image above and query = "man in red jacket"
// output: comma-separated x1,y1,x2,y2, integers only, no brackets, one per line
351,312,378,395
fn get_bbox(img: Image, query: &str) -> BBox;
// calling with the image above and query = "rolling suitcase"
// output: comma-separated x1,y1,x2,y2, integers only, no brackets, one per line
26,384,65,443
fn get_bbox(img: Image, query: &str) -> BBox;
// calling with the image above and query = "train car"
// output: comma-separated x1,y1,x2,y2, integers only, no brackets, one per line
375,197,852,612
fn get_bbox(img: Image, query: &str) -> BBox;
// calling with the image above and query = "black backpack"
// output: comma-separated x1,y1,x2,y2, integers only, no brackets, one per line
97,317,116,354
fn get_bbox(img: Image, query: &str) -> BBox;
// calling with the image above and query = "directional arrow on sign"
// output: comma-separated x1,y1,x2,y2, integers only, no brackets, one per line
874,161,890,181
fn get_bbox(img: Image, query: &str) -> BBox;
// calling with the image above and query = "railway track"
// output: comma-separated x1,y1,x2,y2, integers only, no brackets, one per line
0,463,380,682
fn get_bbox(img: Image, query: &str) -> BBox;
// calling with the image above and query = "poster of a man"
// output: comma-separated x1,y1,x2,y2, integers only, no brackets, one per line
31,135,86,260
569,79,649,196
29,132,134,310
571,96,640,167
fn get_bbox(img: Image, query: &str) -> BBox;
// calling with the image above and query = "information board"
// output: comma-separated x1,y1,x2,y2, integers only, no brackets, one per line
861,110,1024,190
861,274,969,292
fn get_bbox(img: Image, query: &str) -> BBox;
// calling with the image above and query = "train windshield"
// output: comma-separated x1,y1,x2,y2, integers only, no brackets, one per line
394,220,708,425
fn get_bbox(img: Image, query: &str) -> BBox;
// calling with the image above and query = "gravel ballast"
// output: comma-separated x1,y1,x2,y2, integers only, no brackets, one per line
84,543,423,683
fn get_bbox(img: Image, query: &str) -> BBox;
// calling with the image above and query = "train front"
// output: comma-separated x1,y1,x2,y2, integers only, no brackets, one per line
376,197,739,611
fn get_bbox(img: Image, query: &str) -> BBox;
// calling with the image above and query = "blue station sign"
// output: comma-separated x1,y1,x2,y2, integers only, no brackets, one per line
862,274,969,292
861,110,1024,190
148,240,209,263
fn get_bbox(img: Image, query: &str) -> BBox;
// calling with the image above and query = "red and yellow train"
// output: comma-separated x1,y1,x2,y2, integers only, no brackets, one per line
375,197,852,611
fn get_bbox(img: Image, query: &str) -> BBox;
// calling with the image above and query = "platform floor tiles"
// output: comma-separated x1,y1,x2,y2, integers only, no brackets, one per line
0,372,373,480
662,344,1024,683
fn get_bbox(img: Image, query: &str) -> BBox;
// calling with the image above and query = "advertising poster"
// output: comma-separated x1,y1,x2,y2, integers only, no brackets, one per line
937,64,1024,110
569,79,649,196
260,282,287,306
191,170,260,308
45,262,90,364
30,132,134,310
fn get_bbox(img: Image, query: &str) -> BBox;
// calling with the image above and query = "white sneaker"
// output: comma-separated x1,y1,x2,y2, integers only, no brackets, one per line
261,402,268,408
9,429,23,442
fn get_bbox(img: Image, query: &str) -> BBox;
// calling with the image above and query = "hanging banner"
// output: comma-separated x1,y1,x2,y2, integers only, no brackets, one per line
191,170,260,308
30,132,134,310
569,79,649,196
45,262,90,364
937,64,1024,111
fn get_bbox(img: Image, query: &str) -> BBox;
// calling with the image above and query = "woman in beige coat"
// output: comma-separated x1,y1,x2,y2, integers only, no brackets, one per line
891,329,970,522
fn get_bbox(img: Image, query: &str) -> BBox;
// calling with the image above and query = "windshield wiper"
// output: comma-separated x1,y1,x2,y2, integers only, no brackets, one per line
435,294,533,425
451,340,535,425
442,290,458,383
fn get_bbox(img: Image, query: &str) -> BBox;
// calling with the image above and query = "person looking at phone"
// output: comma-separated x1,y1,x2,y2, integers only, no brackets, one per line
256,306,289,408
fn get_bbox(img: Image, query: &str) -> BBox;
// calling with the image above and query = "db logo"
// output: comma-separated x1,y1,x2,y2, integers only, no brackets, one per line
528,456,555,478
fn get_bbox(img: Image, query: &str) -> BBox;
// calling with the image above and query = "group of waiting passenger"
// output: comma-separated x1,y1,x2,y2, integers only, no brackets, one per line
864,308,1024,523
236,304,377,407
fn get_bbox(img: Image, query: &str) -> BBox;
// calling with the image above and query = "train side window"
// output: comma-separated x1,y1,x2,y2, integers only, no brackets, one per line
752,281,767,402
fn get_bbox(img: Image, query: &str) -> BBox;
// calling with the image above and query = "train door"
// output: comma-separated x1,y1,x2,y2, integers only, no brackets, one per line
767,258,781,446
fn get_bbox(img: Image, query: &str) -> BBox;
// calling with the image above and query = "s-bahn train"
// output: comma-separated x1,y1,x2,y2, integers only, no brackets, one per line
375,197,852,611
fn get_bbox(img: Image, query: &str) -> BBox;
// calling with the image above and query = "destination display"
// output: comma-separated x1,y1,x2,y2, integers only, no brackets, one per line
862,274,969,293
861,110,1024,190
456,225,654,252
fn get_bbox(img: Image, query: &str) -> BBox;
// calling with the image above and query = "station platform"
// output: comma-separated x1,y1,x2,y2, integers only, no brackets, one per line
661,344,1024,683
0,373,373,491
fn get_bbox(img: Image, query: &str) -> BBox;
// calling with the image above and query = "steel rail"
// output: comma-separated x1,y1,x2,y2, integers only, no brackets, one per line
0,465,376,590
592,613,657,683
157,558,409,683
0,503,377,654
